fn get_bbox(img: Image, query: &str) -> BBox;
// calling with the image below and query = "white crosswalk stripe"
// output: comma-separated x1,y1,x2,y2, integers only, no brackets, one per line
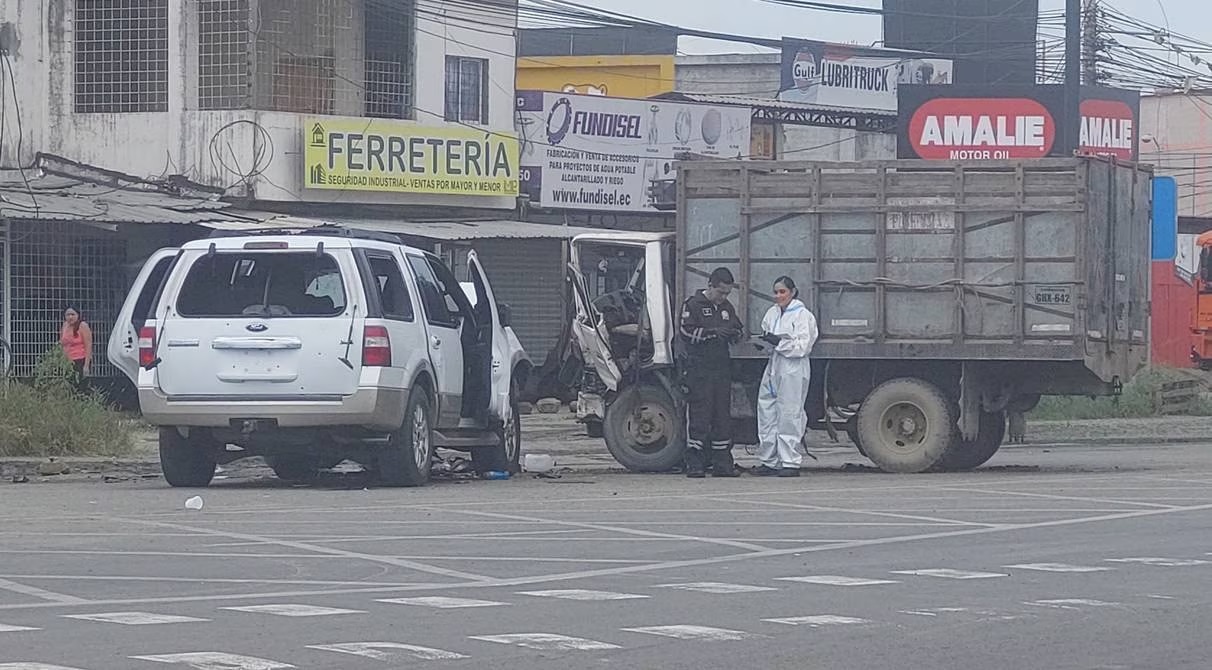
64,612,209,626
0,665,87,670
1027,599,1120,610
776,575,899,587
518,589,649,601
470,633,621,651
308,642,468,661
1005,563,1113,573
1107,557,1210,567
130,652,295,669
376,596,507,609
764,615,869,627
622,625,762,641
221,604,364,617
656,582,777,594
891,569,1008,580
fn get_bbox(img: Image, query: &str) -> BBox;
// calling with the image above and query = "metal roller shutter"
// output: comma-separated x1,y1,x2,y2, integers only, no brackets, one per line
469,238,566,362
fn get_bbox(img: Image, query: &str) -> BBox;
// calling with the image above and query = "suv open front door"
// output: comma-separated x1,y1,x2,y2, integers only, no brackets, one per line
109,248,179,383
568,264,622,391
467,251,512,423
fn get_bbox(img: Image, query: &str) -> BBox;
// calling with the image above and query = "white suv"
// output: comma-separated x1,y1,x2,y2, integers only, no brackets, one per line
108,227,529,488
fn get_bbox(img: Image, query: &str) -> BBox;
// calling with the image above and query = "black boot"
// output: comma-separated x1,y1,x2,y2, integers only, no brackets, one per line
684,448,706,479
710,448,740,477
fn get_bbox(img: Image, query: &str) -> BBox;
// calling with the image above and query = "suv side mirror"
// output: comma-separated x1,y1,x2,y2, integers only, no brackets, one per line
497,302,513,327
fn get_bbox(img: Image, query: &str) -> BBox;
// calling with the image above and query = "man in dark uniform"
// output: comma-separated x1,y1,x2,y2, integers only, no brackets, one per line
680,267,744,478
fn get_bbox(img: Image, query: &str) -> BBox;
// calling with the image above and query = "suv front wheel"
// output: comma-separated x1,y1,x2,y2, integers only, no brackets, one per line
379,387,434,487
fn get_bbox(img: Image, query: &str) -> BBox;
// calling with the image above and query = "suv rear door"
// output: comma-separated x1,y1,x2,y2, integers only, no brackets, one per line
154,245,364,398
109,248,178,383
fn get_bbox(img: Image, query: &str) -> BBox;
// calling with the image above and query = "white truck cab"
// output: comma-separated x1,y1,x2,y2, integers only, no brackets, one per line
110,226,529,487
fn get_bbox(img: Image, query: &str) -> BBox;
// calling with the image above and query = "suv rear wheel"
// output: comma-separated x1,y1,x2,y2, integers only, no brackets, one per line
159,428,217,488
379,387,434,487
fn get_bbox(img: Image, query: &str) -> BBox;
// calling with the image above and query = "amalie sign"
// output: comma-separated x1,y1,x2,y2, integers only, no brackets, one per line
897,84,1139,161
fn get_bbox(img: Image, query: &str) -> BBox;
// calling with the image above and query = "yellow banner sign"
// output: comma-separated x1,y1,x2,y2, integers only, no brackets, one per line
303,118,519,197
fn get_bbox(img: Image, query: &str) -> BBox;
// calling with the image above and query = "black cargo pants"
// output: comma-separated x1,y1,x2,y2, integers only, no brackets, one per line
686,367,733,458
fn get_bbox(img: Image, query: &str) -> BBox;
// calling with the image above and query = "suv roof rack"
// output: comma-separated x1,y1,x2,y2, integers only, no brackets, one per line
207,224,404,245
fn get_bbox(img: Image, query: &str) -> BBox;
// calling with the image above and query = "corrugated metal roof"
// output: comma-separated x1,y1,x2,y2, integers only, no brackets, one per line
0,165,246,225
657,92,897,117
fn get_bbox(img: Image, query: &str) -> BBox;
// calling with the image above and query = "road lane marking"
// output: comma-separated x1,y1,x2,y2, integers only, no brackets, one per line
469,633,621,651
0,624,41,632
129,652,295,669
1107,557,1209,567
1027,599,1120,610
622,625,762,641
764,615,869,627
307,642,467,661
775,576,899,586
0,579,89,605
1005,563,1113,573
427,507,772,552
377,596,507,609
702,496,990,527
890,569,1008,580
0,665,86,669
4,502,1212,613
937,487,1180,510
899,608,969,617
221,604,364,617
656,582,777,594
64,612,208,625
109,517,491,582
517,589,648,601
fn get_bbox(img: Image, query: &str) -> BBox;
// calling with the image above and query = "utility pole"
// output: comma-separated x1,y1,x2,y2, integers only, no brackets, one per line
1065,0,1082,155
1081,0,1101,85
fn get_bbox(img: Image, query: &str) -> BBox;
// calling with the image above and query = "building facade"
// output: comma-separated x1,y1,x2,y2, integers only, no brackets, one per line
0,1,562,382
1,0,520,211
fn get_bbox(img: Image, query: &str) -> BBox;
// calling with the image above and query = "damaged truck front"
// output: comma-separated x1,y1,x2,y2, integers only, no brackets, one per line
569,158,1152,474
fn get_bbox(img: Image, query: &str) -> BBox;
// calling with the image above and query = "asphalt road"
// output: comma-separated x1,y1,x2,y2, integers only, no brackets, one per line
2,439,1212,670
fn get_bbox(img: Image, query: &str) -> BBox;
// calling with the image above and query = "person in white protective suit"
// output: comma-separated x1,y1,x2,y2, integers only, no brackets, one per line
752,276,819,477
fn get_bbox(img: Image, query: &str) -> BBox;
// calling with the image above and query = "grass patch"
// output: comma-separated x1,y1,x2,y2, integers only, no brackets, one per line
1031,367,1212,420
0,351,135,458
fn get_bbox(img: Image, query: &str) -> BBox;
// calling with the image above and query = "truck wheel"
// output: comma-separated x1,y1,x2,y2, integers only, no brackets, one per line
586,420,605,438
379,388,434,487
159,428,217,488
472,383,523,475
269,457,320,484
845,426,869,458
604,383,685,472
936,411,1007,472
856,378,956,473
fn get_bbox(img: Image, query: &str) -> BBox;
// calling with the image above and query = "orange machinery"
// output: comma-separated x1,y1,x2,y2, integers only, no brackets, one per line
1193,231,1212,368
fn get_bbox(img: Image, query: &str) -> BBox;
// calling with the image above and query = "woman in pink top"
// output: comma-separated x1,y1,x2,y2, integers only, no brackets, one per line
60,307,93,379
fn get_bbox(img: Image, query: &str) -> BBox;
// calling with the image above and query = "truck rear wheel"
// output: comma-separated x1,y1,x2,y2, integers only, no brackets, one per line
159,428,217,488
936,411,1007,472
856,378,956,473
604,383,685,473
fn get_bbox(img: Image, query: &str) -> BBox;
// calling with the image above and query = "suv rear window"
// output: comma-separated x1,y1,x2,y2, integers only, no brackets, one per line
177,252,346,318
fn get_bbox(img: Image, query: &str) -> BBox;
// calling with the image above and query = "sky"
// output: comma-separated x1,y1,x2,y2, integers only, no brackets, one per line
575,0,1206,55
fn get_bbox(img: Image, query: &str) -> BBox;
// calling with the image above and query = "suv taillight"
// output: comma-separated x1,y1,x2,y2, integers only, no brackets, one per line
138,326,157,368
362,326,391,367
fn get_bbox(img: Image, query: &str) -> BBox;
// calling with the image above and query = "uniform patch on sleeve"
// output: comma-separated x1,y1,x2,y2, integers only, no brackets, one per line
701,308,713,317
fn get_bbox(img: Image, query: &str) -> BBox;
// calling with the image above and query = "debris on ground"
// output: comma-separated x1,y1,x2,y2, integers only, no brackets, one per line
536,397,563,414
10,475,29,484
184,496,204,510
37,459,70,476
523,453,556,473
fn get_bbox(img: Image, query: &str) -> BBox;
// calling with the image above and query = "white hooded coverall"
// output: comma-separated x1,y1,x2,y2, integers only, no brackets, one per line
757,299,820,470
